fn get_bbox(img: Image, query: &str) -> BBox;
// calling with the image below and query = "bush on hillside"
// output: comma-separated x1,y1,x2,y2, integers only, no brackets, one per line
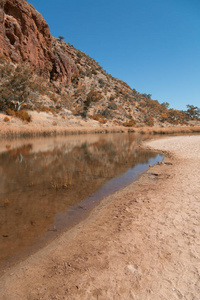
144,115,154,127
0,61,40,112
123,119,136,127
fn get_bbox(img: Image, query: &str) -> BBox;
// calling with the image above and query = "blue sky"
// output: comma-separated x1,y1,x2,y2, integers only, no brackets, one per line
29,0,200,110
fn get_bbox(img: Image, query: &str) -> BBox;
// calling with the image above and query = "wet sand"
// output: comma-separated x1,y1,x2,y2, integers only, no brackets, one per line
0,135,200,299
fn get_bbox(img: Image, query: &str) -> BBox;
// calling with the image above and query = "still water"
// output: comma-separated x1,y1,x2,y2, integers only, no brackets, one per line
0,133,163,270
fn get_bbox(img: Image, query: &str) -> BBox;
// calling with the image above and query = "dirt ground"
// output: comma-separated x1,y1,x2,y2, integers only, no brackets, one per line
0,135,200,299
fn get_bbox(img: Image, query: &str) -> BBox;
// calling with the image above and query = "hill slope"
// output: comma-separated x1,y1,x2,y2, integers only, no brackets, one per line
0,0,194,128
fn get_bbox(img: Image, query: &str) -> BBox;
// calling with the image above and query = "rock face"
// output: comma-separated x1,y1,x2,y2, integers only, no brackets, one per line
0,1,5,53
0,0,78,83
51,38,79,83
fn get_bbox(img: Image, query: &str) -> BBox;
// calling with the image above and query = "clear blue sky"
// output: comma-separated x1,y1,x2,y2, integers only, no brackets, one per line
29,0,200,111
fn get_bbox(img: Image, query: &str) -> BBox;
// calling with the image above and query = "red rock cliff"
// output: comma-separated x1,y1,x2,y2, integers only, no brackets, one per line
0,0,78,83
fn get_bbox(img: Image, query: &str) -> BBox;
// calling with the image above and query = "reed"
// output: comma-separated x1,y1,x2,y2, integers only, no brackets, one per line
0,124,200,138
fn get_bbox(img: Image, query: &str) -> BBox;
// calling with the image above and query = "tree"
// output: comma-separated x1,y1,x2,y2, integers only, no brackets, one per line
0,62,40,111
186,105,200,120
132,88,138,95
140,93,152,99
58,36,65,41
161,102,170,109
147,94,152,99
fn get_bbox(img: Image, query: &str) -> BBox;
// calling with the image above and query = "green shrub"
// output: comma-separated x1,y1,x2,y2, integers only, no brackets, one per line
77,51,82,58
91,69,98,75
98,78,105,87
0,62,40,111
86,90,102,103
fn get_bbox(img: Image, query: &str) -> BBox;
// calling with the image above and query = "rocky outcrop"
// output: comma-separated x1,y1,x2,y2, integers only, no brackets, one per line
51,38,79,83
0,0,5,54
0,0,78,83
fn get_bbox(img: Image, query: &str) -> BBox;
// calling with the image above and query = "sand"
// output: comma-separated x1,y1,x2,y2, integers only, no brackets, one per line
0,135,200,299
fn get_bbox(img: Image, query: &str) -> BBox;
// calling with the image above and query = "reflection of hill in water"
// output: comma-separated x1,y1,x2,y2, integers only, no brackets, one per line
0,133,158,268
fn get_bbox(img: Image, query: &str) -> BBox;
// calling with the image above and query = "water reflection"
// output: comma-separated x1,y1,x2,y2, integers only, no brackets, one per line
0,133,162,270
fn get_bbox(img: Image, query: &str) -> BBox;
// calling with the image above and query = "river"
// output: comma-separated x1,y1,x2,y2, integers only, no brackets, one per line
0,132,163,271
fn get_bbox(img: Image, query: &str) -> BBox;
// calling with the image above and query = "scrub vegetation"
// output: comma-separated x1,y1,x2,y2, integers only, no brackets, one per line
0,44,199,128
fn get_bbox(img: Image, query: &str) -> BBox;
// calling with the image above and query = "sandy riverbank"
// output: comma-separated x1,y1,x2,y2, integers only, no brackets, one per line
0,135,200,299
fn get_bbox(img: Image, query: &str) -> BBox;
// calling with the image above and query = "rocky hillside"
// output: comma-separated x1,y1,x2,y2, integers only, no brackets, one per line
0,0,193,127
0,0,78,83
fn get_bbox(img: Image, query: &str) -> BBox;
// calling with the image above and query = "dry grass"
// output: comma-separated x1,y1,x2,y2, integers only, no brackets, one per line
0,124,124,138
0,110,199,138
0,123,200,138
137,126,200,135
